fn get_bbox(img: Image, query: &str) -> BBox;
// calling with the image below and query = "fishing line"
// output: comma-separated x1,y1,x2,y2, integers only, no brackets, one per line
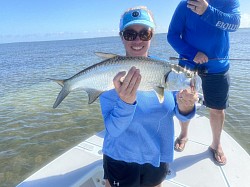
169,57,250,61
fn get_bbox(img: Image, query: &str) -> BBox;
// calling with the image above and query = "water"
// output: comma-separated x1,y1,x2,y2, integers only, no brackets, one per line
0,29,249,186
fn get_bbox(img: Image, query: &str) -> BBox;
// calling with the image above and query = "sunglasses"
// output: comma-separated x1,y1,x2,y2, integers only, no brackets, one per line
120,29,153,41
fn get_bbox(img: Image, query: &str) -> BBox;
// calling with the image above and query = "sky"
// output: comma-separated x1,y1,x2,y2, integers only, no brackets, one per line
0,0,250,44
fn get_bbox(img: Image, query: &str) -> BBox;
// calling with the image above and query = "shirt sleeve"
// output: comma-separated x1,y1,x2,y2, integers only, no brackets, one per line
175,104,196,122
167,1,198,61
201,0,240,32
99,91,137,137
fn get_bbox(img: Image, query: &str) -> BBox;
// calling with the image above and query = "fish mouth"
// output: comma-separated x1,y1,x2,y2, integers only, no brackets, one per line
165,70,198,90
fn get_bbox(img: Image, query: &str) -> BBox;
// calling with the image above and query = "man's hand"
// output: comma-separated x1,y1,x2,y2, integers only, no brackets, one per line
113,67,141,104
187,0,209,15
193,51,208,64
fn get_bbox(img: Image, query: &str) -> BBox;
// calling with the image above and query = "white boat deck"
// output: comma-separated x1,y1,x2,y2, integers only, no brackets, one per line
17,115,250,187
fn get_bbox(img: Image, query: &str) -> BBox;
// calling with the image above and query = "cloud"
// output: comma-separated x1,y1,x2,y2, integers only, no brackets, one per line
240,13,250,28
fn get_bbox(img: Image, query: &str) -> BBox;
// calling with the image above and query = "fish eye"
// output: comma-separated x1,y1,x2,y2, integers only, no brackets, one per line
185,72,192,78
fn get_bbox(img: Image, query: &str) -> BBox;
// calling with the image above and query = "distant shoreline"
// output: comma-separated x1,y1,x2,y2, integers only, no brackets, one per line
1,28,249,45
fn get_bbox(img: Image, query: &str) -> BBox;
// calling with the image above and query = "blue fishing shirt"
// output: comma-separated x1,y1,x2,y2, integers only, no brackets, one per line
167,0,240,73
100,89,196,167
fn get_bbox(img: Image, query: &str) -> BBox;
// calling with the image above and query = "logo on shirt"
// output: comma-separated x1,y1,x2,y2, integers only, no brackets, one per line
216,21,239,31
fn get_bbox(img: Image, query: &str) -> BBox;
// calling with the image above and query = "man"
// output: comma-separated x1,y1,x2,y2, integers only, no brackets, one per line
167,0,240,165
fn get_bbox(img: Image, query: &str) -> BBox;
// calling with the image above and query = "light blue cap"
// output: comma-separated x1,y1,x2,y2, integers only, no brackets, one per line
119,9,155,31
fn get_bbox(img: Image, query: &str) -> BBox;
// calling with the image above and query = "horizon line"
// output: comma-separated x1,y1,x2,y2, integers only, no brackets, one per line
1,28,250,45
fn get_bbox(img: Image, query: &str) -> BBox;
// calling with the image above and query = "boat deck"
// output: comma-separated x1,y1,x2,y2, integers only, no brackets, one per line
17,115,250,187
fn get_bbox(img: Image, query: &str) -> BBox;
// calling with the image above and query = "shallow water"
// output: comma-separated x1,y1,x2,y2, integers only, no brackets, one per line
0,29,249,186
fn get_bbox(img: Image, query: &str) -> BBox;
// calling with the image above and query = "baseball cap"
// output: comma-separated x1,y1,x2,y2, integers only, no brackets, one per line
119,8,155,31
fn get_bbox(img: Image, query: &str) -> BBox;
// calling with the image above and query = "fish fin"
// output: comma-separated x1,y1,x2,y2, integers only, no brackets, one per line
153,86,165,103
53,86,70,108
85,88,104,104
94,52,118,59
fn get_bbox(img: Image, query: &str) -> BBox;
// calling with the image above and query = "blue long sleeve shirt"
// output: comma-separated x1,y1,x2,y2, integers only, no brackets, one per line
100,89,196,167
167,0,240,73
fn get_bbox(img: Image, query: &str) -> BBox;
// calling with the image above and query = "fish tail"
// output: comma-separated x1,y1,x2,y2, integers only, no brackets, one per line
50,79,70,108
48,78,65,87
53,86,70,108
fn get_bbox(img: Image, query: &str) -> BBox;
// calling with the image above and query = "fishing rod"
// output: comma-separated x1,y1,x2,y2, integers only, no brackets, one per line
169,57,250,61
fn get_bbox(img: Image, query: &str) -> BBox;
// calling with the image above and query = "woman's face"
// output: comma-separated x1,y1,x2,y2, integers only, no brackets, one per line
121,24,153,57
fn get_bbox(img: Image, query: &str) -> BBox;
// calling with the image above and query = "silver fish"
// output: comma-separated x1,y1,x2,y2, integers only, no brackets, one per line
51,53,201,108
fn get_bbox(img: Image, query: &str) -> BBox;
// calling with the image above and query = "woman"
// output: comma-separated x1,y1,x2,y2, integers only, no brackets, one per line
100,6,198,187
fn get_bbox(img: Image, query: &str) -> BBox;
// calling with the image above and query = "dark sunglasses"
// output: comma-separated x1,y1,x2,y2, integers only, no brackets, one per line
120,29,153,41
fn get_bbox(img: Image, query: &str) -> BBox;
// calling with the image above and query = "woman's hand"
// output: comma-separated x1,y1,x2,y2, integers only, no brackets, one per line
177,88,198,115
113,67,141,104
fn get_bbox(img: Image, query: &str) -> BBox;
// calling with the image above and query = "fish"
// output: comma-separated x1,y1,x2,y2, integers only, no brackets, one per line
51,52,201,108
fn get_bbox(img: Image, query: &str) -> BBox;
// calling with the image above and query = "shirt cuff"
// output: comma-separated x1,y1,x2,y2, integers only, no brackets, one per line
175,105,196,122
